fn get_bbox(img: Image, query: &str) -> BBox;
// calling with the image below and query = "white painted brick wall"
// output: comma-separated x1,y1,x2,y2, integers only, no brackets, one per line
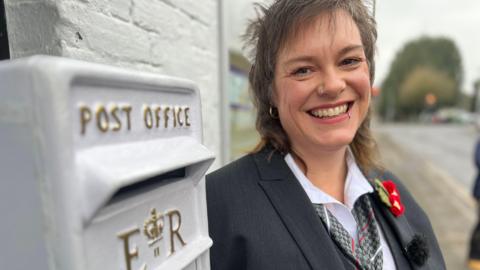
5,0,224,168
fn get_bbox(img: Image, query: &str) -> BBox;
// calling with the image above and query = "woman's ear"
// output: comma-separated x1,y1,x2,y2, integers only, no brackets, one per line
371,86,380,97
269,84,278,107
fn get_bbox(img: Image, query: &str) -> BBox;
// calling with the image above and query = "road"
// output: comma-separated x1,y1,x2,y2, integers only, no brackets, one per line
375,123,479,270
375,123,478,189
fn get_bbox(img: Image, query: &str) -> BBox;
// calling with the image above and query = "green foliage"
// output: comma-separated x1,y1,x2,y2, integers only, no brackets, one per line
378,36,463,120
457,92,475,112
398,67,456,116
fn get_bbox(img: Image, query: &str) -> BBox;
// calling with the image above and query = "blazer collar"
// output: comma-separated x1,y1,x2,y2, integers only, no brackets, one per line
253,148,354,269
252,146,291,180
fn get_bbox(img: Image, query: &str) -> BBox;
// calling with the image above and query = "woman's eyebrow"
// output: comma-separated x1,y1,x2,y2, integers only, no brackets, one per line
338,44,364,56
282,45,364,66
282,55,317,66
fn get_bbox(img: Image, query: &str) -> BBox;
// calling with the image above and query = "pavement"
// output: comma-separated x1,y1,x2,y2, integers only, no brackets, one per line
375,129,477,270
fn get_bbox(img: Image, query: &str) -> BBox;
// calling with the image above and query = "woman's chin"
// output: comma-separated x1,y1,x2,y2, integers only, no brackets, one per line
302,138,354,153
313,134,355,149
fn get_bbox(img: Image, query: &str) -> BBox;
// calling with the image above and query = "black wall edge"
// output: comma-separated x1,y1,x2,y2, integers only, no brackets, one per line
0,0,10,60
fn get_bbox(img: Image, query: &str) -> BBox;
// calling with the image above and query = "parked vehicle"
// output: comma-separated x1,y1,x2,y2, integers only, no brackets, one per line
432,108,475,124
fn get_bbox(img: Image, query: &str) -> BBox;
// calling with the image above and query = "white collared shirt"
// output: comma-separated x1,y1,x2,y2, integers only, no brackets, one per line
285,150,396,270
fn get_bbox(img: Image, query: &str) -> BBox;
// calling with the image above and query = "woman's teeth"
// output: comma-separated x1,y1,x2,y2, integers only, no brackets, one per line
310,104,348,118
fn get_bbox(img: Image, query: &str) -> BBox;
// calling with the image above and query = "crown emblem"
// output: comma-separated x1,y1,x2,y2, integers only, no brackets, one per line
143,208,164,245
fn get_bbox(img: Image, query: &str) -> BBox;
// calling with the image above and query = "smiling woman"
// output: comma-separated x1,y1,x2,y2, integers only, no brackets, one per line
273,11,372,178
206,0,446,269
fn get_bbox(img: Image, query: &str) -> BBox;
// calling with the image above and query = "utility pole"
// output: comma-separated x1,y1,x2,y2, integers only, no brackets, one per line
0,0,10,60
474,79,480,113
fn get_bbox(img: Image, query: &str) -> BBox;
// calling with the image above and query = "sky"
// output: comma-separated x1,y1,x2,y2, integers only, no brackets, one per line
227,0,480,94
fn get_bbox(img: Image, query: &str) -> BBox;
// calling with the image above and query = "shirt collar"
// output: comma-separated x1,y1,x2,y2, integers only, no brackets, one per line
284,148,373,210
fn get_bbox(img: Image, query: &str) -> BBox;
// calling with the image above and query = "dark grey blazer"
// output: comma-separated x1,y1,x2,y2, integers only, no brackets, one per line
206,147,446,270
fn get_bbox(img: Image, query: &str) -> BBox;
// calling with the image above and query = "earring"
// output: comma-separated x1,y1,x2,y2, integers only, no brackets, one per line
269,106,279,119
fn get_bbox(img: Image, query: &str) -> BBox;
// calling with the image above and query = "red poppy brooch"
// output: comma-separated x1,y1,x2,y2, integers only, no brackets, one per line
374,179,405,217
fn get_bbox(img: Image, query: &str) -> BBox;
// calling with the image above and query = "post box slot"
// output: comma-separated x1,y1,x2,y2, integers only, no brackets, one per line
108,167,186,205
77,136,215,222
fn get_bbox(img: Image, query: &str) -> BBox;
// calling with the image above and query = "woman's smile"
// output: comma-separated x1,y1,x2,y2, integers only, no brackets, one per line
307,101,353,124
308,101,351,119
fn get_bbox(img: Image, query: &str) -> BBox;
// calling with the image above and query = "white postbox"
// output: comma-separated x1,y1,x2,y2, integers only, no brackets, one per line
0,56,215,270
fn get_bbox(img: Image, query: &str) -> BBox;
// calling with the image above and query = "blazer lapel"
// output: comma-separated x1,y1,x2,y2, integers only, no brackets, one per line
253,149,352,270
368,176,438,270
370,193,413,269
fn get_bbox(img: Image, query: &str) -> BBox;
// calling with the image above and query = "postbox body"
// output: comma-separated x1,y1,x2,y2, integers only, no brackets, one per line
0,56,214,270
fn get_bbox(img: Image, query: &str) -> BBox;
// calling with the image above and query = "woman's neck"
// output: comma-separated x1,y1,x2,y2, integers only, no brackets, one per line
292,146,348,203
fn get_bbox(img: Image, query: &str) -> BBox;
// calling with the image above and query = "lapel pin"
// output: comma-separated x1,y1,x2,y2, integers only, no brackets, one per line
374,179,405,217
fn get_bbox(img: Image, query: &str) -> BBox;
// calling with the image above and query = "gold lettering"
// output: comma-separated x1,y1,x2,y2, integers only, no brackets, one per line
173,107,178,128
167,210,186,255
163,107,170,128
118,228,141,270
122,106,132,130
143,106,153,129
77,103,192,134
79,106,92,135
176,107,183,127
184,107,190,127
155,107,162,128
110,106,122,131
96,106,109,133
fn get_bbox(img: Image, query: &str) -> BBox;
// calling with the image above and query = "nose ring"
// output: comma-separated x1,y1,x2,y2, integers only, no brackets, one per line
317,85,325,95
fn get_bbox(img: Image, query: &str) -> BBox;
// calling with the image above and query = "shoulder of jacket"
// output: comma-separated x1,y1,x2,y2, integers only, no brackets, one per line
207,154,257,181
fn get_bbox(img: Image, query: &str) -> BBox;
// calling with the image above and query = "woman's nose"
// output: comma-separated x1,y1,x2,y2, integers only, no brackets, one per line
316,70,346,97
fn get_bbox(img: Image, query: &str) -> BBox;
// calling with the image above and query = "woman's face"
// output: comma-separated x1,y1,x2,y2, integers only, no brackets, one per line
273,10,371,155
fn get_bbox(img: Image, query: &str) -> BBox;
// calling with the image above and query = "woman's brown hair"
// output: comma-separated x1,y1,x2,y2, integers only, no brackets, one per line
244,0,380,173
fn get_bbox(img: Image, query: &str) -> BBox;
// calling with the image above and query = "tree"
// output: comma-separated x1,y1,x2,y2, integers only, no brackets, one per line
378,36,463,120
398,67,456,116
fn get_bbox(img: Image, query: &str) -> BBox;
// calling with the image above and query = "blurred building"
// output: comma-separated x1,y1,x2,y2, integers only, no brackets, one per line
228,50,257,160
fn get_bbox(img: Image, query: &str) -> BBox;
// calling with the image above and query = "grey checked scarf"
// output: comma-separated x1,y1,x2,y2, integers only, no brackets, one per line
313,194,383,270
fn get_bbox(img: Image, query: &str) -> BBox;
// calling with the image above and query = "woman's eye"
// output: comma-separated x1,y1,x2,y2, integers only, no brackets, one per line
293,67,312,76
340,58,362,66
